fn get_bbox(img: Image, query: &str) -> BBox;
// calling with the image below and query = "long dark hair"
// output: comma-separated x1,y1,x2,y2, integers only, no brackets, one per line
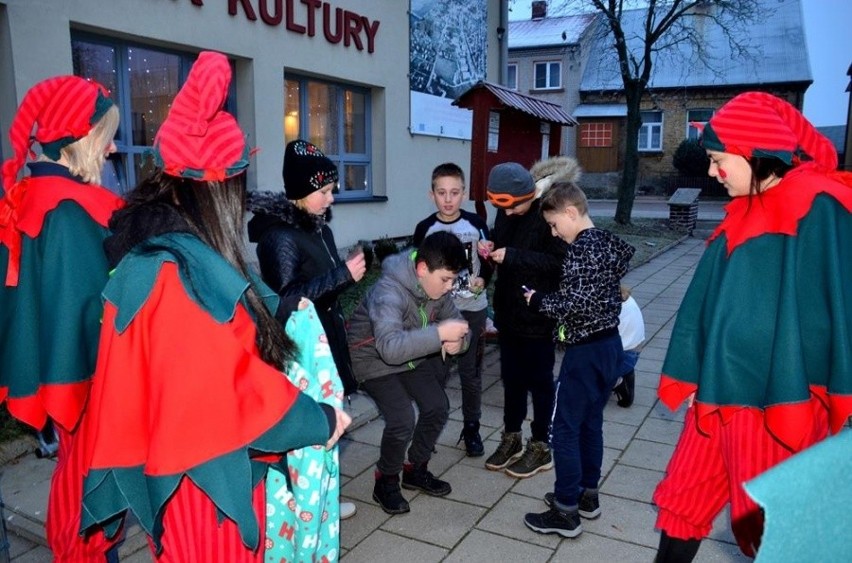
123,170,296,370
748,157,794,197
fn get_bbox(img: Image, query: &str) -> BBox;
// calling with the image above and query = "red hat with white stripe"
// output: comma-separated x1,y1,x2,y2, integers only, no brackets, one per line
152,51,251,181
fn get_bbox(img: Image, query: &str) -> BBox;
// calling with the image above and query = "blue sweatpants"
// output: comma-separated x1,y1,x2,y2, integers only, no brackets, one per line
551,332,622,508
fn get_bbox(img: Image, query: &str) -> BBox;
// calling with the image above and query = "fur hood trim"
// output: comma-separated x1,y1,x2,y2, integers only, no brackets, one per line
246,190,331,234
530,156,582,197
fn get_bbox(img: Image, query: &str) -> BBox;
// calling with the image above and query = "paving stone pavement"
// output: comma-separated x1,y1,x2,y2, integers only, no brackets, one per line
335,236,749,563
0,235,750,561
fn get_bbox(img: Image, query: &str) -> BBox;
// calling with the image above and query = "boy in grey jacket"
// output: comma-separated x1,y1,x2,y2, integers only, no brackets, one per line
347,231,470,514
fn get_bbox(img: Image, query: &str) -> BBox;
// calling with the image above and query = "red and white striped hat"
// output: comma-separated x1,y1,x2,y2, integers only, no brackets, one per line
153,51,251,181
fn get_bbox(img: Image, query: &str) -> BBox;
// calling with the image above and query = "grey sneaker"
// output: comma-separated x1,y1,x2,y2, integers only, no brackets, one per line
544,490,601,519
485,431,523,470
504,439,553,478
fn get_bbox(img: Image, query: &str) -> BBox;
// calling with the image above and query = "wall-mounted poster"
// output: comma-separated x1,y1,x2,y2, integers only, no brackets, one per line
409,0,487,140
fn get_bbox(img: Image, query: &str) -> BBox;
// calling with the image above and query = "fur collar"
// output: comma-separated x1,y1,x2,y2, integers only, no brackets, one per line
246,190,331,235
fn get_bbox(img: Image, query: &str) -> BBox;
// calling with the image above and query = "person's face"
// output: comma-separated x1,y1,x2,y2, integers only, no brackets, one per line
416,263,458,299
707,150,753,197
543,207,582,243
430,176,465,220
301,182,336,215
502,199,533,216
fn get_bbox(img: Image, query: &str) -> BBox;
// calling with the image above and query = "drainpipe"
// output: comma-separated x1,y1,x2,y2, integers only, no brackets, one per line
498,0,508,85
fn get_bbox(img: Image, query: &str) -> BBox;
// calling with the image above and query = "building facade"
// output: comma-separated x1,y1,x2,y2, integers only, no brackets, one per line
508,0,813,191
0,0,505,246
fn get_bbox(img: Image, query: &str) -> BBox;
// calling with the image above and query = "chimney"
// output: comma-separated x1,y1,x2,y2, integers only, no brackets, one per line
531,1,547,20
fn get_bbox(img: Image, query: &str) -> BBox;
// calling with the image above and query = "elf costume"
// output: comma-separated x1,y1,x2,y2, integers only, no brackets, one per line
75,51,337,562
654,92,852,558
0,76,122,561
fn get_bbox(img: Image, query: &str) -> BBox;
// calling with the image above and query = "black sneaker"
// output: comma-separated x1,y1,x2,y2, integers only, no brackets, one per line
524,507,582,538
484,431,523,470
504,439,553,478
544,491,601,519
457,420,484,457
373,473,410,515
401,463,452,496
613,370,635,408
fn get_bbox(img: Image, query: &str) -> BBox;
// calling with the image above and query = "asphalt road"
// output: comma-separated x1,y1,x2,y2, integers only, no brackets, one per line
589,197,727,221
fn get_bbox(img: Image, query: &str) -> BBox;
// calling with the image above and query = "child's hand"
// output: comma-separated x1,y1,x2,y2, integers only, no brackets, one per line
470,277,485,294
442,339,464,355
346,249,367,282
438,319,469,343
489,248,506,264
477,240,494,260
326,407,352,450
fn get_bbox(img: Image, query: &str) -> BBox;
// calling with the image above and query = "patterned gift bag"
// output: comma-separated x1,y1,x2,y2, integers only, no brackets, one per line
265,299,345,562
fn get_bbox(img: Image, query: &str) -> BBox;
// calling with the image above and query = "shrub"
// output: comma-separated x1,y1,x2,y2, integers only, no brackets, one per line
673,139,710,177
373,236,402,263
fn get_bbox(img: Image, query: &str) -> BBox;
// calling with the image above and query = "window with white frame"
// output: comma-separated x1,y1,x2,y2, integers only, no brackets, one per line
506,63,518,90
534,61,561,90
71,34,229,194
284,75,372,199
638,111,663,151
686,109,714,140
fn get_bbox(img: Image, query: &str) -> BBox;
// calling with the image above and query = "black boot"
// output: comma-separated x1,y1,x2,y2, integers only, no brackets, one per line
372,472,410,515
655,531,701,563
613,370,635,408
401,462,452,496
457,420,484,457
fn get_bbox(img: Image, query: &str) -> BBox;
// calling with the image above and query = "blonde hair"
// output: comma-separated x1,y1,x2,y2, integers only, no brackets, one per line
539,181,589,216
620,284,632,301
59,105,119,185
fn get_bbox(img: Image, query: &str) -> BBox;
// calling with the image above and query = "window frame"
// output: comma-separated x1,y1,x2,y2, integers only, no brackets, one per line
638,110,663,152
506,63,518,90
284,74,373,200
686,108,714,140
71,32,235,193
533,61,561,90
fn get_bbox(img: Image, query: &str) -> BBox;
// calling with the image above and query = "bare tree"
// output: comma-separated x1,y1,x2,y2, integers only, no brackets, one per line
517,0,761,223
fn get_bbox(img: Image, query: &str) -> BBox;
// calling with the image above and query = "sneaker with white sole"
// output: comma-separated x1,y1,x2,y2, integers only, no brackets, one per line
484,431,523,470
544,490,601,519
524,507,582,538
340,501,357,520
504,439,552,478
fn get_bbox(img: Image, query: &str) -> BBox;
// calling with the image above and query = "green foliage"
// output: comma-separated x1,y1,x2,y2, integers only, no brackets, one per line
373,236,403,263
673,139,711,177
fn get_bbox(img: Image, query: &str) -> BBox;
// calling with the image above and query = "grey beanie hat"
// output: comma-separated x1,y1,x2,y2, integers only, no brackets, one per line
486,162,535,207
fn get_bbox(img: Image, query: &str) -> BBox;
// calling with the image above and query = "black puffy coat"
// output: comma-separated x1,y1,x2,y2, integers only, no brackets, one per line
247,191,358,395
490,198,567,339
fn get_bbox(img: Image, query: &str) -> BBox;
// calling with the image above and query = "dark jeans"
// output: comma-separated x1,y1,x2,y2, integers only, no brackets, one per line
455,308,487,422
498,333,555,442
552,333,622,507
361,356,449,476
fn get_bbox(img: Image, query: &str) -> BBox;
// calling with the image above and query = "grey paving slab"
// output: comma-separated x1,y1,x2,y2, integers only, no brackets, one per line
339,437,381,478
442,463,515,508
602,464,665,504
474,492,561,549
551,531,657,562
339,501,392,551
379,494,485,549
341,529,447,562
620,439,676,472
636,417,684,446
444,529,554,562
579,494,659,548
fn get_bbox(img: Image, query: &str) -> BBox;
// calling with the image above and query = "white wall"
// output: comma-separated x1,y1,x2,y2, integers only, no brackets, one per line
0,0,504,245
